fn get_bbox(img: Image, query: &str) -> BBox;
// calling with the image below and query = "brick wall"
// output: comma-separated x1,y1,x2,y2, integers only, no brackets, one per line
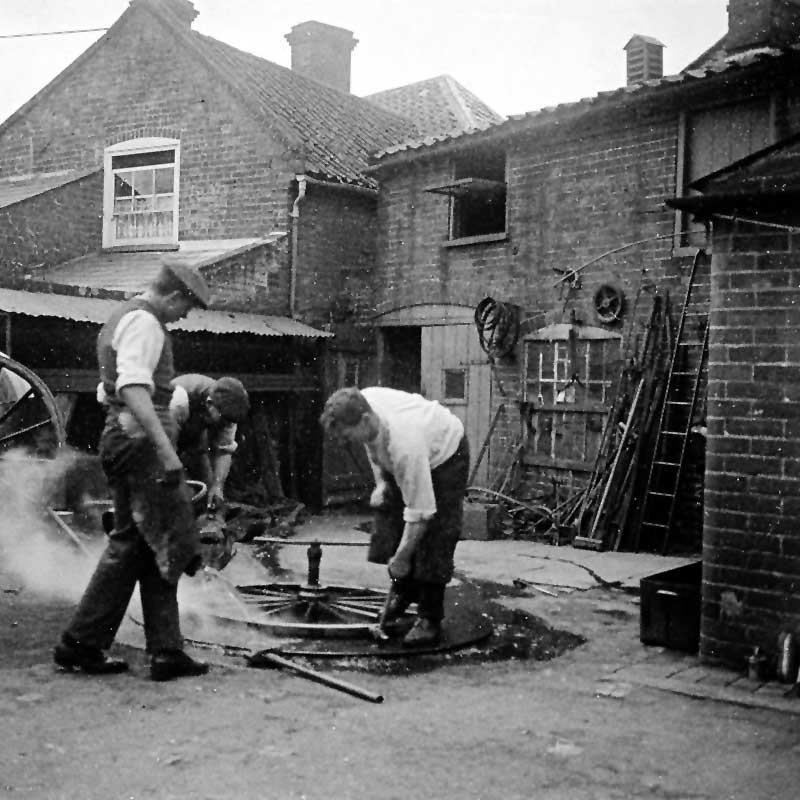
0,8,296,271
374,108,687,495
702,218,800,668
0,174,103,275
295,182,377,328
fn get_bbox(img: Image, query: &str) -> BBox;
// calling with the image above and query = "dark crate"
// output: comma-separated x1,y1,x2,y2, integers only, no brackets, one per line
640,561,702,653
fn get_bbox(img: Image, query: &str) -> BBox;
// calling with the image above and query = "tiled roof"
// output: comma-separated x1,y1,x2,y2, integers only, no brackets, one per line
185,32,419,188
42,236,286,294
371,44,800,164
365,75,504,138
0,169,100,209
0,287,331,338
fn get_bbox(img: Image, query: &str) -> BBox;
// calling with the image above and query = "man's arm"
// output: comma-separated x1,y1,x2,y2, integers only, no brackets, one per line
387,520,427,579
208,451,233,507
120,385,182,473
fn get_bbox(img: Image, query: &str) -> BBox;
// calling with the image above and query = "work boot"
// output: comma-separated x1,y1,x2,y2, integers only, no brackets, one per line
401,616,441,648
54,635,129,675
150,649,209,681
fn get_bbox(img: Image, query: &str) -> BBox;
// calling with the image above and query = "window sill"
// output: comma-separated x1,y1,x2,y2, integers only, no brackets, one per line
102,243,180,253
442,232,508,248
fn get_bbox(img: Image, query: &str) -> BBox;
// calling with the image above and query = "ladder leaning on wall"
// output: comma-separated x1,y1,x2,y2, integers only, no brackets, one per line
633,249,710,554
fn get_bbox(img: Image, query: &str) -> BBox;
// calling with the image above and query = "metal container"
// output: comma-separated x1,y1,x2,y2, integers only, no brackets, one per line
776,631,798,683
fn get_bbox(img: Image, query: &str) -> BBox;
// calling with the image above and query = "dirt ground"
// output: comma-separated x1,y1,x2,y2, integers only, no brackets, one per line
2,516,799,800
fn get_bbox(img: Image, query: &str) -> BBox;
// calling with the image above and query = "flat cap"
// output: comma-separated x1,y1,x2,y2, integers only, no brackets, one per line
158,258,210,309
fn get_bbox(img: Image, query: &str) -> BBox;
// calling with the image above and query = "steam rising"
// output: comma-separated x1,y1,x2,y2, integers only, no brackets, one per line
0,448,280,652
0,449,104,601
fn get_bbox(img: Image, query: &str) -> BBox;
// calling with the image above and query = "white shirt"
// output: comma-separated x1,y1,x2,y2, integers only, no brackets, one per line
361,387,464,523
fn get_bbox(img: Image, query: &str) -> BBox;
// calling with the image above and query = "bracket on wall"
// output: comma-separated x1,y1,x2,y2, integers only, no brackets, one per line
552,266,581,290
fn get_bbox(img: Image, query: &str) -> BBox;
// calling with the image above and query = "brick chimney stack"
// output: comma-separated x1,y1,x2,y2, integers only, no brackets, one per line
726,0,800,51
139,0,199,27
285,21,358,93
624,35,664,86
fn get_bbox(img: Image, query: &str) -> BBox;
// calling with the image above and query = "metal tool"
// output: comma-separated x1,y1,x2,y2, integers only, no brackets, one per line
247,649,384,703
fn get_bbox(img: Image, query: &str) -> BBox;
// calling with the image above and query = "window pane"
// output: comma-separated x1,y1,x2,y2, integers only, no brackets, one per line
133,170,154,197
154,166,174,193
155,194,174,211
112,150,175,169
443,369,467,401
114,197,132,214
114,172,133,198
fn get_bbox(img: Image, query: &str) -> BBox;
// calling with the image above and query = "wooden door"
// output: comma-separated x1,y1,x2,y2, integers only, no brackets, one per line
421,324,492,486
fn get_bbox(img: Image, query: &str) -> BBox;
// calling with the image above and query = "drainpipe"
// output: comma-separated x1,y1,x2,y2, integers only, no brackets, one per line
290,174,307,319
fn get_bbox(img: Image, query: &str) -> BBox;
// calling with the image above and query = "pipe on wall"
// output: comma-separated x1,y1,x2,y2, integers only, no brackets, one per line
290,174,307,318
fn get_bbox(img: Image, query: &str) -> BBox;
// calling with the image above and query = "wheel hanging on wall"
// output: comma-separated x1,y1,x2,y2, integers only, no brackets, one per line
593,283,625,324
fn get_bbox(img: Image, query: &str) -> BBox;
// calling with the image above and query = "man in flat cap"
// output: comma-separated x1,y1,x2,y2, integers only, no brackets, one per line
320,386,469,647
170,373,250,512
55,260,212,680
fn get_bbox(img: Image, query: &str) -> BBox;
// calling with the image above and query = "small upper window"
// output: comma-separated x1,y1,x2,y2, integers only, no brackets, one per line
103,137,180,249
425,149,506,243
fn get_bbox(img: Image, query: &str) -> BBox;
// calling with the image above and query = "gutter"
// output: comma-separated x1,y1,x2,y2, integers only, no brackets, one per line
290,174,307,318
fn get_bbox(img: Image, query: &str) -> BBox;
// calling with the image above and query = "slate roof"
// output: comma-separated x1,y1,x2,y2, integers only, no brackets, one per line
365,75,504,138
0,287,331,338
370,44,800,165
42,236,286,294
0,169,100,209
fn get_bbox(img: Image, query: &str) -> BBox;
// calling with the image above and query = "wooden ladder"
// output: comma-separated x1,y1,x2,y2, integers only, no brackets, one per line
634,250,710,553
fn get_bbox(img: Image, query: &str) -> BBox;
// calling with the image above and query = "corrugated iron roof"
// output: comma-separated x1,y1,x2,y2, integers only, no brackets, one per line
42,236,286,294
0,287,332,338
371,45,799,164
0,169,100,209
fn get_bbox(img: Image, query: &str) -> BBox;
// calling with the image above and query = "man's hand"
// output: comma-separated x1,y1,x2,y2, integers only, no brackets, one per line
207,485,225,512
369,481,389,508
387,551,412,580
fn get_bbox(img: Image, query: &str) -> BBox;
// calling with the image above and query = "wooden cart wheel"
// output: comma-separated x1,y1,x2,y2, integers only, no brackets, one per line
0,353,66,457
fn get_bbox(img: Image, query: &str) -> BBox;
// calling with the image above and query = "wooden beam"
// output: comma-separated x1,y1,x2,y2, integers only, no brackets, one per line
36,370,320,394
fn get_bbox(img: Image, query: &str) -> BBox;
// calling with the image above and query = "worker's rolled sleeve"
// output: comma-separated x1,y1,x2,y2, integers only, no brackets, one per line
111,310,165,394
393,451,438,523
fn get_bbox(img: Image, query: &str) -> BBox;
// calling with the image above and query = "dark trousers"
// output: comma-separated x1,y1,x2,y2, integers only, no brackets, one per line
369,435,469,622
63,424,193,654
64,523,182,653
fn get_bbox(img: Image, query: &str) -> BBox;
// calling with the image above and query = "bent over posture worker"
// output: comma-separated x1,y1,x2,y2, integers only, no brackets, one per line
170,373,250,511
54,261,210,681
320,386,469,647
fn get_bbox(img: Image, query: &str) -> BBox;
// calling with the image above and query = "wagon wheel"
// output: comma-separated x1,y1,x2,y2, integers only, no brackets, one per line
593,283,625,324
230,583,394,638
0,353,66,457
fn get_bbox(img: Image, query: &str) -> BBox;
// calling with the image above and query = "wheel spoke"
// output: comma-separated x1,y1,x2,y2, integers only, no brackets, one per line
0,387,35,427
327,602,380,620
256,600,300,617
0,418,56,447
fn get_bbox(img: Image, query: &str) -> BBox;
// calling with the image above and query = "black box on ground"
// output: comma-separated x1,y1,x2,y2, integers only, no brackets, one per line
640,561,702,653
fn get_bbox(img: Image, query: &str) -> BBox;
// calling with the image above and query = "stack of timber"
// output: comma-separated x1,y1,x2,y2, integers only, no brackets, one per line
558,292,673,551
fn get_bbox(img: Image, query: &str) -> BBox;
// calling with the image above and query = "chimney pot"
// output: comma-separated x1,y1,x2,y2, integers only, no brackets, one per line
623,35,665,86
285,21,358,93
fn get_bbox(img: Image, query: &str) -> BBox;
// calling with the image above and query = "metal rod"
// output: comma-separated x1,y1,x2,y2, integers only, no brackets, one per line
248,650,384,703
253,537,369,546
46,507,92,557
